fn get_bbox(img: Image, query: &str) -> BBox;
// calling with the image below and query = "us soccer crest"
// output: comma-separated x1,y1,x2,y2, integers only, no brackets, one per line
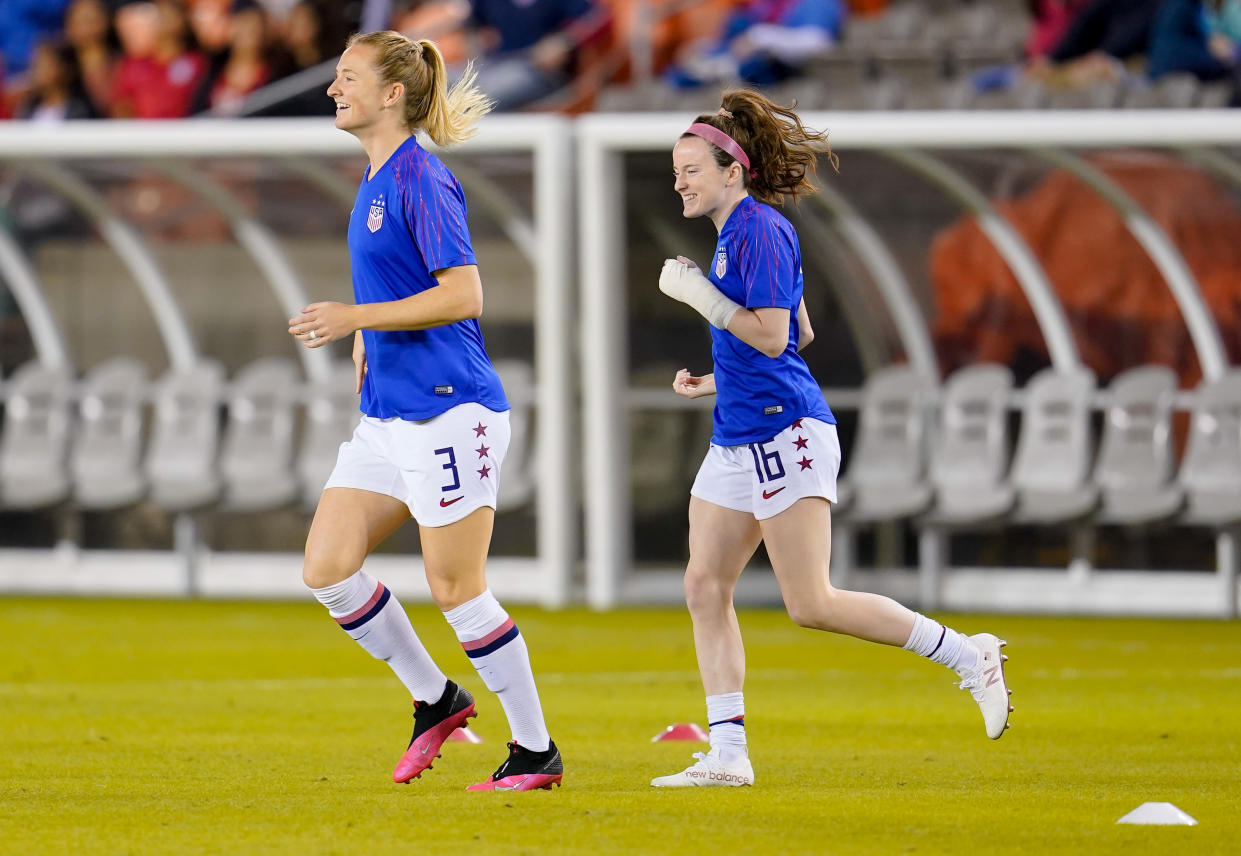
367,198,384,233
715,250,728,278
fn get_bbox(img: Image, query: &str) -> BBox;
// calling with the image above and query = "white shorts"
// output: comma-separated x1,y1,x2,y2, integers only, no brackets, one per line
323,402,511,527
690,417,840,520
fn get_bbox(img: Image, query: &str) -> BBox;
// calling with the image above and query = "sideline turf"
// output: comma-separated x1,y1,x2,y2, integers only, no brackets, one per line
1,598,1238,855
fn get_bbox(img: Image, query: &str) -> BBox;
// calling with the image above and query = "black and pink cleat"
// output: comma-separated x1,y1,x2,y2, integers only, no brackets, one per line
467,740,563,791
393,680,477,783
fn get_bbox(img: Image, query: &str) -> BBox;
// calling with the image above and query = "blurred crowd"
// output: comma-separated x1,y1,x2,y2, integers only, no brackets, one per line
1,0,1238,121
0,0,358,120
1017,0,1241,98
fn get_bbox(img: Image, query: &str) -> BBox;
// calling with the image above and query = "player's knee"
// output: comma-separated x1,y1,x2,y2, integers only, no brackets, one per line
786,595,841,632
683,568,733,614
302,545,360,590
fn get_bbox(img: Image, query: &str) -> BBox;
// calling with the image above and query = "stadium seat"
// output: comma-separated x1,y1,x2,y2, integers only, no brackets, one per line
0,360,74,509
924,363,1015,525
295,360,360,511
1178,371,1241,527
219,357,301,511
494,359,536,512
835,365,934,523
70,357,149,510
1009,367,1099,523
1093,365,1183,525
144,361,226,511
1121,73,1200,109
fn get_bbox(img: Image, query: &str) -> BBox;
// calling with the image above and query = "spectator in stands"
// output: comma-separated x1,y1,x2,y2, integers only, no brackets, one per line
63,0,116,118
0,0,72,80
1148,0,1241,105
1149,0,1240,78
111,0,209,118
1025,0,1092,60
1038,0,1162,86
281,0,330,73
664,0,846,89
465,0,609,110
1207,0,1241,44
202,1,277,114
12,40,97,121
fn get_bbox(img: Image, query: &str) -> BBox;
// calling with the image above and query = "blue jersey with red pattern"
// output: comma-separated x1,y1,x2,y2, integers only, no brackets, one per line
347,135,508,420
707,195,834,445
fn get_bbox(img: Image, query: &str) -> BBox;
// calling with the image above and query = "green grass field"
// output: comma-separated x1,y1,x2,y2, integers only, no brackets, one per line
1,598,1238,855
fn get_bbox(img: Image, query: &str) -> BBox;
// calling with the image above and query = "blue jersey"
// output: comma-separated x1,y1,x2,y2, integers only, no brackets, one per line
707,196,835,445
347,136,508,420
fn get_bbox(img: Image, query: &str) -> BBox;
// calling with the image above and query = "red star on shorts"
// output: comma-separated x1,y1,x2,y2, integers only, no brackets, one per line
473,423,487,437
791,419,804,430
477,464,491,479
793,436,809,450
797,456,813,471
476,444,490,459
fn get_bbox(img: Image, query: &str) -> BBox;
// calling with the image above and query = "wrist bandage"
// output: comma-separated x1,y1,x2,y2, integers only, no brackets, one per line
658,259,741,330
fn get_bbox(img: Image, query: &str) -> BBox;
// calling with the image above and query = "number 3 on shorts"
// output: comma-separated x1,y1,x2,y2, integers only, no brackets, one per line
748,441,785,483
434,446,461,492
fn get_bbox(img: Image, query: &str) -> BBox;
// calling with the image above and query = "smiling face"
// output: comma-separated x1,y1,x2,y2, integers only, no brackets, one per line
672,135,742,224
326,44,396,135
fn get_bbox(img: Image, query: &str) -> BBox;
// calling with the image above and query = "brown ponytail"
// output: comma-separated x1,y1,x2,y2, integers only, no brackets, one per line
686,89,838,206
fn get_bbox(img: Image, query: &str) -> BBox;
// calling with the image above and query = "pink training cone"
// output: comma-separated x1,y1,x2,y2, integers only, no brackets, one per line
651,722,709,742
447,726,484,743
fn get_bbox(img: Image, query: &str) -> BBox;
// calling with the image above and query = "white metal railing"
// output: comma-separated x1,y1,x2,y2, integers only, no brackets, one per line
3,112,1241,616
0,117,574,607
576,110,1241,615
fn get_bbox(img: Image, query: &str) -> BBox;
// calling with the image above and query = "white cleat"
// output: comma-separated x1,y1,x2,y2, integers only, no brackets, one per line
651,748,754,788
957,633,1013,740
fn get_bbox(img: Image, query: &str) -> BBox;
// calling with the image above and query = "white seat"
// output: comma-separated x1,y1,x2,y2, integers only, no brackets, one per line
71,357,149,510
145,361,225,511
1010,367,1099,523
296,360,360,511
219,357,301,511
1094,366,1183,525
0,360,74,509
1180,371,1241,527
836,365,934,523
925,363,1015,525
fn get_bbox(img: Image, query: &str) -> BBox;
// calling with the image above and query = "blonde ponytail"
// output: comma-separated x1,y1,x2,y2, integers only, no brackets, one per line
345,31,493,146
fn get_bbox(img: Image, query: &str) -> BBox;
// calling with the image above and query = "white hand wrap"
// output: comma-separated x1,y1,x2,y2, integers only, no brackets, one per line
658,259,741,330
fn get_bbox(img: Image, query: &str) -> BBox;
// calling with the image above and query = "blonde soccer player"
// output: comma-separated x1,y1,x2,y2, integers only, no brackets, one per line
651,90,1012,788
289,31,560,792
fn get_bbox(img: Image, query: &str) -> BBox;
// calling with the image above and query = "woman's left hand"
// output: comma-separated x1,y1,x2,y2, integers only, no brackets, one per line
289,302,358,348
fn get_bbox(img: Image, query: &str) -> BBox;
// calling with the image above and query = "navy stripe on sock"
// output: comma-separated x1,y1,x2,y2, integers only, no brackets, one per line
339,586,391,631
709,716,745,728
928,626,947,657
463,624,520,658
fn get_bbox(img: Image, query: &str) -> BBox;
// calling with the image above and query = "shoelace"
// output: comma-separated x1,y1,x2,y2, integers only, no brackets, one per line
491,742,520,781
956,671,986,702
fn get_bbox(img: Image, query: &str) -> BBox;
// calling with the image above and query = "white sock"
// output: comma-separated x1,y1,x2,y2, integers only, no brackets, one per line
903,613,981,673
311,571,447,704
706,692,747,762
444,590,550,752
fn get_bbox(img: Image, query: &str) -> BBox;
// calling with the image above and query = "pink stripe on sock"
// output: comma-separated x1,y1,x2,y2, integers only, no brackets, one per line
335,583,387,626
461,617,516,651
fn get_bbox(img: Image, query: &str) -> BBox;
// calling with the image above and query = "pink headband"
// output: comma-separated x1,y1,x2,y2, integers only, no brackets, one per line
685,122,753,175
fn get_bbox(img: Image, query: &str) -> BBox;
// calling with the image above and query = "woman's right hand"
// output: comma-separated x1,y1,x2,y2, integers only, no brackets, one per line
353,330,367,394
673,369,715,399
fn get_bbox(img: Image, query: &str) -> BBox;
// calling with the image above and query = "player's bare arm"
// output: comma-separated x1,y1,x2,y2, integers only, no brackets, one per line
725,306,790,358
289,264,484,347
796,298,813,351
